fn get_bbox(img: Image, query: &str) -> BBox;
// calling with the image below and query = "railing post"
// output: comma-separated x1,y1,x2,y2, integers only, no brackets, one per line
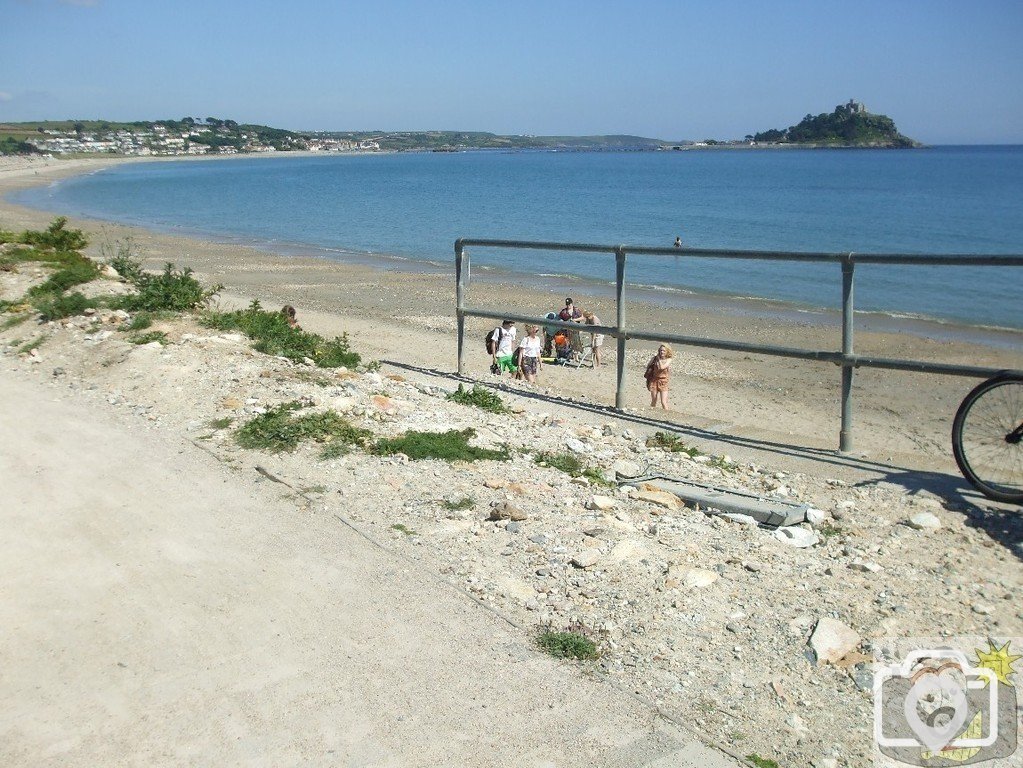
615,245,627,410
455,239,466,375
839,254,855,452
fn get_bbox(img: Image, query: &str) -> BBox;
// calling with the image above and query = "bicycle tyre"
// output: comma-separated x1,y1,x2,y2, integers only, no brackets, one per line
952,373,1023,504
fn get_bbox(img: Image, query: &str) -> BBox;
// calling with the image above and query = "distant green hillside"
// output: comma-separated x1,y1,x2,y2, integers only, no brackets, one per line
751,101,919,148
314,130,672,151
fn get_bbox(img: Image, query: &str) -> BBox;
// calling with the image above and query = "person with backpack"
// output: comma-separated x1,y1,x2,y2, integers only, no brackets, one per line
486,320,516,375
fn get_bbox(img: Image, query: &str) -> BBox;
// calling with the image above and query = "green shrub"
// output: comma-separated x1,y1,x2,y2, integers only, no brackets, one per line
373,428,509,462
446,383,508,414
20,218,88,252
201,300,360,369
746,755,780,768
118,263,220,312
34,292,99,321
536,631,599,660
237,402,372,453
442,496,475,511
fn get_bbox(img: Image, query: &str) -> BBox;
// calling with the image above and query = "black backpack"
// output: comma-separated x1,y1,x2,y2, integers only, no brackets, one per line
485,327,504,354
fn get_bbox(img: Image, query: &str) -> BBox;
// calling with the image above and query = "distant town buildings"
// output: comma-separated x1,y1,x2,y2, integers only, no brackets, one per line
23,120,378,157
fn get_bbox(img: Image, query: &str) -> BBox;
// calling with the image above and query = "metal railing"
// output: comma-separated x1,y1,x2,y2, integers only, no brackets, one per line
454,238,1023,452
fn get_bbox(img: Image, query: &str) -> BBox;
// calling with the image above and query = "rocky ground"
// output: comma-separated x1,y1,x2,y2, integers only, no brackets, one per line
3,250,1021,768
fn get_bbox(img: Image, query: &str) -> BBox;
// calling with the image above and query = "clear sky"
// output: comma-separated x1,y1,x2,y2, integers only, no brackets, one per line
2,0,1021,144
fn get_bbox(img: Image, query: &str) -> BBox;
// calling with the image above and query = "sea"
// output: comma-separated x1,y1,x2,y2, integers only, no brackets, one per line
11,146,1023,334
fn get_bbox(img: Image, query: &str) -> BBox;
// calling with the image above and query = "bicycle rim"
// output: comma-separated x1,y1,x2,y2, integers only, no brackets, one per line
953,376,1023,503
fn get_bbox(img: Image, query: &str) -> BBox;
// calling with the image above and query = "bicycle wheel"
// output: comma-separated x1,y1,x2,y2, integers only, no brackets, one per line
952,374,1023,503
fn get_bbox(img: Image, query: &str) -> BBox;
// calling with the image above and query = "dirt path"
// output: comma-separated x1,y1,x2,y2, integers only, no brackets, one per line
0,367,741,767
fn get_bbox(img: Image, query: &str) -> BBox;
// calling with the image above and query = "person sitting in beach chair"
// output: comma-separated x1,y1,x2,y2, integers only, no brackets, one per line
553,330,573,364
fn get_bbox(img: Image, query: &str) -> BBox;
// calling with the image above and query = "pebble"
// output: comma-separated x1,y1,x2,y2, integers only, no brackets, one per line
908,511,941,530
809,618,861,666
774,526,819,548
571,550,601,569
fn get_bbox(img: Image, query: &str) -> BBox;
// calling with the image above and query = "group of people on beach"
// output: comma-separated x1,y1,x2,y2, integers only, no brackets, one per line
486,296,674,408
487,298,606,384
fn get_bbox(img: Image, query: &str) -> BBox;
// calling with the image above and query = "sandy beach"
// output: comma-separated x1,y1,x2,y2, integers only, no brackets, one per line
3,153,1022,767
2,153,1020,487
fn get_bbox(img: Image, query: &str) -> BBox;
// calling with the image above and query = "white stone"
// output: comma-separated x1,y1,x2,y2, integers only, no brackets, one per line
805,507,828,526
683,569,719,589
610,459,643,478
809,617,861,665
908,512,941,530
571,549,601,569
566,438,591,454
586,495,617,511
774,526,819,548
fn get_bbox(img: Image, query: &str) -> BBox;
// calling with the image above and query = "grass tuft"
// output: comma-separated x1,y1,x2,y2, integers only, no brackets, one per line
536,631,599,660
442,496,476,511
373,429,509,462
746,755,781,768
391,523,418,536
646,431,701,456
237,402,373,454
446,383,508,414
128,330,167,345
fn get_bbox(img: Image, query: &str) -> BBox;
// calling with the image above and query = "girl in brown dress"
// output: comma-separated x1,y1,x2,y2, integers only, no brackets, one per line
644,344,673,409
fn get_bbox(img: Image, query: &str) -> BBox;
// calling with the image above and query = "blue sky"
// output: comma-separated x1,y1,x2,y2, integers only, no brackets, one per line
2,0,1021,143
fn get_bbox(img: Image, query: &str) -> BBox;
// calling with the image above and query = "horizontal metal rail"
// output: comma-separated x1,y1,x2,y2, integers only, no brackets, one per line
455,238,1023,452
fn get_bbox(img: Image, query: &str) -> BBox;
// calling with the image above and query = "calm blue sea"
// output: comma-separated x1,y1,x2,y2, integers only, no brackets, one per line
12,147,1023,329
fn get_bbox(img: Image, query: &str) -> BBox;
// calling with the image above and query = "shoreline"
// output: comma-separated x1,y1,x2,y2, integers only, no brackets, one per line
8,154,1022,349
2,153,1021,480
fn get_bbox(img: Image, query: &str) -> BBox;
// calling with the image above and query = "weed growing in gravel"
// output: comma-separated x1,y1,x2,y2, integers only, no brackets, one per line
1,313,29,331
534,450,583,475
746,755,780,768
17,336,46,354
535,631,599,660
208,417,234,430
100,237,144,283
127,330,167,345
446,383,508,414
237,402,373,454
442,496,476,511
122,312,153,331
646,431,701,457
580,466,615,487
373,428,509,462
533,451,613,487
201,300,361,369
391,523,418,536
